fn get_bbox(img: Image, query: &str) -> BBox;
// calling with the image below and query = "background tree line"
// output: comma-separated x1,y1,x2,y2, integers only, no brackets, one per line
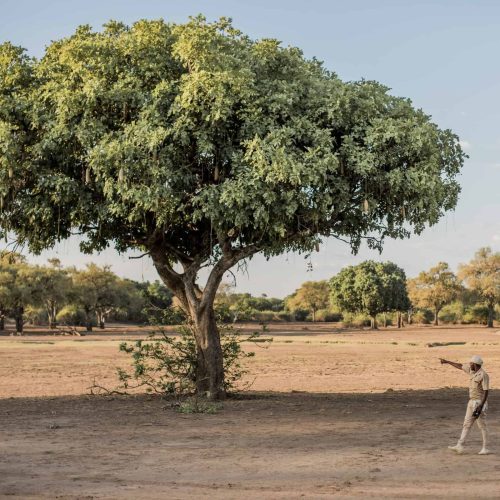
0,251,176,333
0,246,498,333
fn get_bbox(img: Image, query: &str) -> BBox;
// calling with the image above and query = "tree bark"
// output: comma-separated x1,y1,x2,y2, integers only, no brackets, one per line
15,306,24,334
434,307,440,326
370,315,378,330
312,308,316,322
96,311,105,329
397,311,402,328
383,313,387,328
487,303,494,328
0,314,4,331
148,235,260,400
84,308,93,332
47,301,57,329
192,304,225,398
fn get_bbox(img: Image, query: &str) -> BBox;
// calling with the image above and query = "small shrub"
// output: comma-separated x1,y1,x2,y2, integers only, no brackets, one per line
56,305,87,326
176,397,222,414
24,306,47,326
117,321,269,397
462,304,489,325
412,309,434,324
440,302,464,324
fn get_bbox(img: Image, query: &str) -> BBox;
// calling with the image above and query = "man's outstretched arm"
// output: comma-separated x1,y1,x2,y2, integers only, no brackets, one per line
439,358,463,370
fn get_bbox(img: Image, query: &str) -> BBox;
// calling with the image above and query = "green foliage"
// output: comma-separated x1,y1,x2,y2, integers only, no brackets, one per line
215,284,284,322
459,247,500,327
411,309,434,324
24,305,46,325
330,261,410,326
56,304,88,326
285,281,330,322
407,262,461,324
0,16,463,265
70,263,135,328
176,398,223,414
462,304,490,325
439,301,464,324
117,321,264,396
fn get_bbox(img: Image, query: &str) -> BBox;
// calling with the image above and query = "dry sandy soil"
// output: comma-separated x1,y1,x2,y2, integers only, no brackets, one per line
1,323,500,498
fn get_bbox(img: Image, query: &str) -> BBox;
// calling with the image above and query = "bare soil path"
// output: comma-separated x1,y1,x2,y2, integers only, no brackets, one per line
1,324,500,498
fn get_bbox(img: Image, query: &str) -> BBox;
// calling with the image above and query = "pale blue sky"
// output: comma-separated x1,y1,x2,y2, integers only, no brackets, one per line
1,0,500,297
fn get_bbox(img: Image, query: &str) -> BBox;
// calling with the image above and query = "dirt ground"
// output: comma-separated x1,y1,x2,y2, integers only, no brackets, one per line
1,323,500,498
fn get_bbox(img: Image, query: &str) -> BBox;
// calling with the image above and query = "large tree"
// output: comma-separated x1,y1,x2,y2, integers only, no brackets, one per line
329,261,410,329
458,247,500,328
0,17,464,398
407,262,461,326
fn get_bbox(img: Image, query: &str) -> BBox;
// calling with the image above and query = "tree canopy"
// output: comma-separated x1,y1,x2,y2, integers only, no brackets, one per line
329,261,410,328
285,281,330,322
458,247,500,328
407,262,461,326
0,16,465,398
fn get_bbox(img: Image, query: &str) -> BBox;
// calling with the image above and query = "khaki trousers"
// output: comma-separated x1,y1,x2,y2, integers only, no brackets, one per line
458,399,488,448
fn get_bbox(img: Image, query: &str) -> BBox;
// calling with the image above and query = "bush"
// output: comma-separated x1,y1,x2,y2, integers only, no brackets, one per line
341,312,371,328
440,302,464,324
291,309,309,321
24,306,47,326
315,309,342,322
117,321,269,396
462,304,490,325
411,309,434,324
56,305,88,326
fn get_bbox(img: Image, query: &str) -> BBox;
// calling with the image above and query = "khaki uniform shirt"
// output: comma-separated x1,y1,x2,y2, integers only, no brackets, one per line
462,365,490,400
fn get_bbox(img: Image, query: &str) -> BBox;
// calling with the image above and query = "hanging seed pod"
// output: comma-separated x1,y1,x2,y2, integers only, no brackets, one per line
85,168,91,184
8,168,13,179
118,167,125,183
363,199,369,213
214,166,219,181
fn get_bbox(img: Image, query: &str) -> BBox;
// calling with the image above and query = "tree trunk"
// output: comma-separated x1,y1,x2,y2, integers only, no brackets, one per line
0,314,4,331
192,305,225,400
434,307,440,326
96,312,105,329
15,306,24,334
487,303,494,328
408,308,413,325
370,315,378,330
312,308,316,322
383,313,387,328
47,303,57,329
397,311,402,328
84,309,93,332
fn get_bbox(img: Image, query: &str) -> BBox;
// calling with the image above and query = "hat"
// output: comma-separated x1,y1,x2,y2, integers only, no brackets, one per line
470,355,483,365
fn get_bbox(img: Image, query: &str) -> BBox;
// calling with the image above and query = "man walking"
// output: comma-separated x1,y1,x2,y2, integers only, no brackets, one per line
440,355,490,455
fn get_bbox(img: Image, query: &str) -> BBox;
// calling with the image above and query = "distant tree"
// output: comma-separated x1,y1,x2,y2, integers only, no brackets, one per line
407,262,461,326
286,281,329,322
459,247,500,328
0,252,27,330
0,262,37,333
0,17,465,398
330,261,410,329
70,264,129,330
29,260,73,328
136,279,176,324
